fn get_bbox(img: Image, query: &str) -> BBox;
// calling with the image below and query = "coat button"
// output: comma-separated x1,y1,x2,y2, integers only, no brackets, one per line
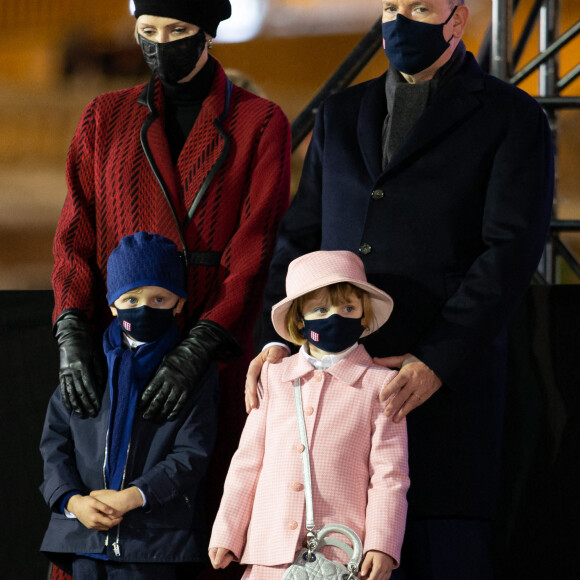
304,406,314,416
288,520,298,530
359,243,372,255
292,482,304,492
296,443,305,453
314,371,323,381
371,189,384,200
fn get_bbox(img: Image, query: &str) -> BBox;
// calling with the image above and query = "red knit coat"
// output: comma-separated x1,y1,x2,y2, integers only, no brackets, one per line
51,60,291,536
53,59,290,346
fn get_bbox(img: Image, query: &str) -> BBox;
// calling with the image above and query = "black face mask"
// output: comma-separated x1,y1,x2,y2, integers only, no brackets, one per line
116,305,177,343
382,6,457,75
300,314,364,354
138,30,207,84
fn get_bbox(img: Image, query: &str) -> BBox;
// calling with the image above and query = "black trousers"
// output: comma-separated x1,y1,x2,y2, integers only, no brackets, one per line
390,519,493,580
71,557,206,580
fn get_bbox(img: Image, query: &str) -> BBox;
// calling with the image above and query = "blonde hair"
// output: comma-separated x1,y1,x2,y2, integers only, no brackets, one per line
285,283,375,346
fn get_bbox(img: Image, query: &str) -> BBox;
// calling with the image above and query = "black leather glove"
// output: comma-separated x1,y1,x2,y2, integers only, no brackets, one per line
140,319,241,422
54,310,105,418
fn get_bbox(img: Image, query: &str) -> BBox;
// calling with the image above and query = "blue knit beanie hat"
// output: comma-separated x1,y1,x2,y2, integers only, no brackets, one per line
106,232,187,305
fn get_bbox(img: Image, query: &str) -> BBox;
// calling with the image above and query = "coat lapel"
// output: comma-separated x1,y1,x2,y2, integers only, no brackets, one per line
138,61,231,235
138,77,187,226
280,344,371,386
177,62,230,227
357,74,388,182
381,55,485,178
357,55,486,184
281,352,316,383
327,345,373,386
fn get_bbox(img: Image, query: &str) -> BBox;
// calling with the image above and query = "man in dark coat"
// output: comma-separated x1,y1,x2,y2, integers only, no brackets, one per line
246,1,554,578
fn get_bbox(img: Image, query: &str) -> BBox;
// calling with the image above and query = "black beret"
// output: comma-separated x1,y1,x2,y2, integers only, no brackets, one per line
132,0,231,37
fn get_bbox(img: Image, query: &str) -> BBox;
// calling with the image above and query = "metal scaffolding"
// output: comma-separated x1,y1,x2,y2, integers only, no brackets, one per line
290,0,580,284
482,0,580,283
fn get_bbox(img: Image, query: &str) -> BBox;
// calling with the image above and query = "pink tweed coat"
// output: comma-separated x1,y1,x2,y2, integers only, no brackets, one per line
210,344,409,567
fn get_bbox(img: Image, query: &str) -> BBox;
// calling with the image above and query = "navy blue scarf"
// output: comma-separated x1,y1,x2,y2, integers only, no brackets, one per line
102,318,180,491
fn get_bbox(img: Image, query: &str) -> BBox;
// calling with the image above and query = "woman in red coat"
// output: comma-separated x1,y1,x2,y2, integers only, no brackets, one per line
51,0,290,543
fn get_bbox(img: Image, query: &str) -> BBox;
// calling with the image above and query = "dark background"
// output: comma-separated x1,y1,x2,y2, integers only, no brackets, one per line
0,287,577,579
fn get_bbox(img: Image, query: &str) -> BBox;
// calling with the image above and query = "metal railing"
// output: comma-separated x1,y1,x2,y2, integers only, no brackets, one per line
291,18,383,150
290,0,580,284
483,0,580,283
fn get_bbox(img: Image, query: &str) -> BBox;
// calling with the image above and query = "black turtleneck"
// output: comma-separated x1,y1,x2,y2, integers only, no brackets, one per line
162,57,216,163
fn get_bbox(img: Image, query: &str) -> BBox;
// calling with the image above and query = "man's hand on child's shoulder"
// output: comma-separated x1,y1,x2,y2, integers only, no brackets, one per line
66,494,123,531
245,344,289,413
375,354,442,422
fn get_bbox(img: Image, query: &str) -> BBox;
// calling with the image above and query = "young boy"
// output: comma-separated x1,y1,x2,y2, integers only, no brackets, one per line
40,232,219,578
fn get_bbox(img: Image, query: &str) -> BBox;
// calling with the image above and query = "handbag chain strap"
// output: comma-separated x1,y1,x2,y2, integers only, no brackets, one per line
293,378,361,579
293,378,318,553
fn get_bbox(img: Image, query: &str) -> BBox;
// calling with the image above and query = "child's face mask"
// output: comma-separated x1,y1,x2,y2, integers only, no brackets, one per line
300,314,364,354
116,304,177,343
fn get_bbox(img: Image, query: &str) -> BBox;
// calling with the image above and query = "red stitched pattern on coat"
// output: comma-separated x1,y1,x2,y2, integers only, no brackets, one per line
52,60,291,348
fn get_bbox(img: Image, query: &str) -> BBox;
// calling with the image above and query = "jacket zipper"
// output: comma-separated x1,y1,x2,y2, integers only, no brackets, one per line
103,426,131,558
111,440,131,558
102,426,110,550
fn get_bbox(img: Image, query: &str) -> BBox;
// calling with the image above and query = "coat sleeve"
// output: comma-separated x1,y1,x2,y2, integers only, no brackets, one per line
413,92,554,385
129,365,219,509
51,99,99,323
209,363,271,559
39,389,88,512
364,372,409,566
199,104,291,342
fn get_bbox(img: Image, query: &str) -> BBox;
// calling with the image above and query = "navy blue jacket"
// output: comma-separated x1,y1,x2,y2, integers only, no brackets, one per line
39,364,219,569
261,53,554,519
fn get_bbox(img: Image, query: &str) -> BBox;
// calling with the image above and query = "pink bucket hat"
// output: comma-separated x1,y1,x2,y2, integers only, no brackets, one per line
271,250,394,342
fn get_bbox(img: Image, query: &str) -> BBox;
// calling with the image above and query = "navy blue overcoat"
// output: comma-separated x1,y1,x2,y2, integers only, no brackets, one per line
263,52,554,519
39,365,219,570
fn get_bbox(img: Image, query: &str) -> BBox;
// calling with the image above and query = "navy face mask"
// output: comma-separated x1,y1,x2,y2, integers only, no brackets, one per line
382,6,457,75
139,30,207,84
300,314,364,354
116,305,177,343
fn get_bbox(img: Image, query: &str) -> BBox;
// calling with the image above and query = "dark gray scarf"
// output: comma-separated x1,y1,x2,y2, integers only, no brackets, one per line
382,41,466,168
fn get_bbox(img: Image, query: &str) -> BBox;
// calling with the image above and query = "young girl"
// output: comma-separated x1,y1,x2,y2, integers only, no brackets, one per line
209,250,409,580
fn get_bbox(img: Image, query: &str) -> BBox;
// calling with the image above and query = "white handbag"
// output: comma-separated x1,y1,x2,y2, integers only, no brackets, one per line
281,379,363,580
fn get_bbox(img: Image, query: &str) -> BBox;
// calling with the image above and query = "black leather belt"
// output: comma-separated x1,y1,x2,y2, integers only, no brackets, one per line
180,250,222,268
